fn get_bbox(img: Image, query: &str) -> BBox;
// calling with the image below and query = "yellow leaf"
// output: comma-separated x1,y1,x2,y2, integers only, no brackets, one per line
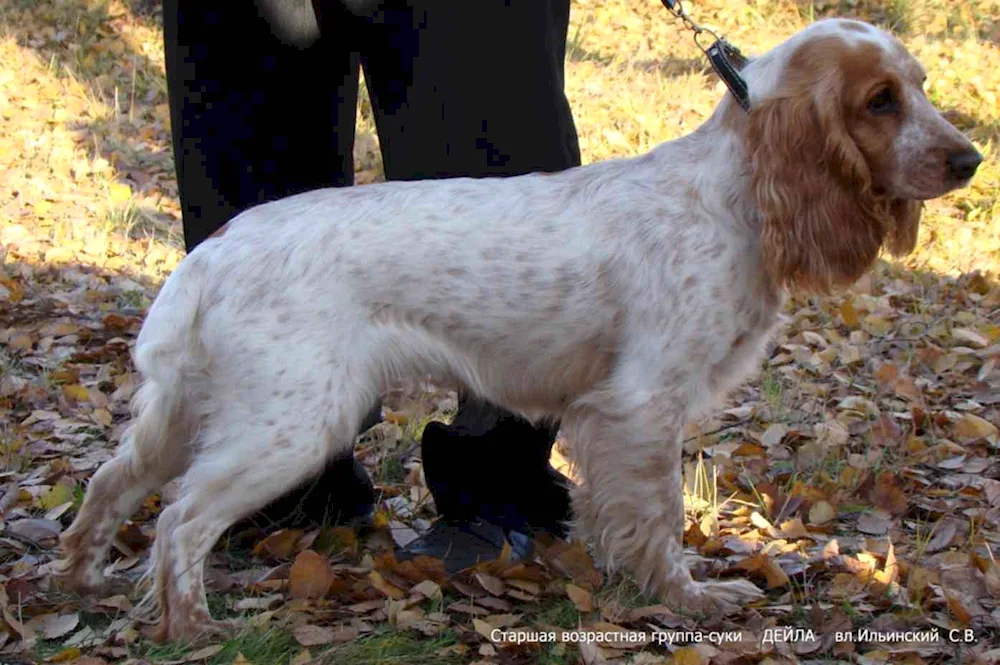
673,646,705,665
47,646,81,662
383,410,408,425
92,408,113,427
840,298,859,328
63,383,90,402
372,509,390,529
108,181,133,204
39,483,75,511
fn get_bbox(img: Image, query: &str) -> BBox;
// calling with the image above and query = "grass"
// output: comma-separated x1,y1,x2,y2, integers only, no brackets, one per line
324,628,461,665
138,627,299,665
537,596,583,630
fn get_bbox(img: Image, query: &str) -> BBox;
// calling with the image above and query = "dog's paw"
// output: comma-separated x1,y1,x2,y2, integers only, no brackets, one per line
685,578,764,614
148,616,239,646
50,560,105,595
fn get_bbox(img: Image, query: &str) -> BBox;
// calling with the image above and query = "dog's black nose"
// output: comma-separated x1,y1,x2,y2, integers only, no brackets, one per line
947,149,983,180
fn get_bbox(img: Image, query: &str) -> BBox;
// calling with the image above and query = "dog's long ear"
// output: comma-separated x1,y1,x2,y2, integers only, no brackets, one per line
746,85,892,294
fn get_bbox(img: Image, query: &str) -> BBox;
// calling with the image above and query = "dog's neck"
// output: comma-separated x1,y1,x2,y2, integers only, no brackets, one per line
650,97,760,236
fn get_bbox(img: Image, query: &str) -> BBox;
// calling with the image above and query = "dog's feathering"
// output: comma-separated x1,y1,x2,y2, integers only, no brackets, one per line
56,18,980,642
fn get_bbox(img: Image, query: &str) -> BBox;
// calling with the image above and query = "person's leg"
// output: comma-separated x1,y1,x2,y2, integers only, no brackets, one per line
163,0,377,533
163,0,358,251
360,1,580,566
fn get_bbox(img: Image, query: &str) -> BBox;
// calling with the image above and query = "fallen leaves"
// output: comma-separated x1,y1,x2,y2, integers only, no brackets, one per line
808,500,838,525
292,623,359,647
288,550,337,600
565,583,595,612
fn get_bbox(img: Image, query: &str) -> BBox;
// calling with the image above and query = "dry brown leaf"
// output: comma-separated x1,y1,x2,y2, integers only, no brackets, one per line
348,599,386,614
185,644,225,661
870,475,909,515
953,413,998,443
984,562,1000,598
857,511,892,535
808,500,837,525
369,570,406,599
779,517,813,538
736,553,790,588
874,362,898,390
506,579,541,596
472,618,496,642
952,327,989,347
253,529,305,559
96,595,133,612
288,550,336,600
840,298,860,328
293,624,336,647
946,592,972,623
23,612,79,640
565,583,595,612
474,572,505,597
411,579,441,600
894,376,924,404
924,520,959,553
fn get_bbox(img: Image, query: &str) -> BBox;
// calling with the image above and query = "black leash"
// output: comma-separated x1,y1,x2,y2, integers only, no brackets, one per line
660,0,752,112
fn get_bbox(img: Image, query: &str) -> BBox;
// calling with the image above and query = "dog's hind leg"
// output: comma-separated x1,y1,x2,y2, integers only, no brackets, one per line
145,400,363,644
56,381,192,593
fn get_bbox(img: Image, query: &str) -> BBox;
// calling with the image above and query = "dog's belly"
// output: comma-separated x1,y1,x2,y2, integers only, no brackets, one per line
369,304,621,419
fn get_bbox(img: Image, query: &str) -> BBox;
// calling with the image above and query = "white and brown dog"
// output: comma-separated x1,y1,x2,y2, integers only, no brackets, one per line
57,18,980,642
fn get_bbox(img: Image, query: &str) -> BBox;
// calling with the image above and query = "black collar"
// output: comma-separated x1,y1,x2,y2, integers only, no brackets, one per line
705,39,752,112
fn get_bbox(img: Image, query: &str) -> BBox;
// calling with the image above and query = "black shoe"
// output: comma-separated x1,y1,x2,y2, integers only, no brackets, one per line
396,518,535,573
397,401,573,570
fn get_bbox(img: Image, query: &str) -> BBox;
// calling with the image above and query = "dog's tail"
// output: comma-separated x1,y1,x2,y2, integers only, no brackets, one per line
121,253,208,477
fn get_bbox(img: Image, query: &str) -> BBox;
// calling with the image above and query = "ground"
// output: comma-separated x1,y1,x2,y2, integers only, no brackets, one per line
1,0,1000,663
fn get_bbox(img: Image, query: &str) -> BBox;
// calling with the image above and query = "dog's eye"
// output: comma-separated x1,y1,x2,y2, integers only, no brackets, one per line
867,86,899,115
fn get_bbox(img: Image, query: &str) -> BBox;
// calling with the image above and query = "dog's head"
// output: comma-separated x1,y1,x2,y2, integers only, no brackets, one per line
740,18,981,293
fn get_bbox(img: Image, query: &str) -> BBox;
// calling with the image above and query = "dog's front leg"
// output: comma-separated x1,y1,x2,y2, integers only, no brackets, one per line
564,391,763,614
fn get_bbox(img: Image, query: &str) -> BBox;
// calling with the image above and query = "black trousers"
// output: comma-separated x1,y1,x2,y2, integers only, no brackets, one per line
163,0,580,530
